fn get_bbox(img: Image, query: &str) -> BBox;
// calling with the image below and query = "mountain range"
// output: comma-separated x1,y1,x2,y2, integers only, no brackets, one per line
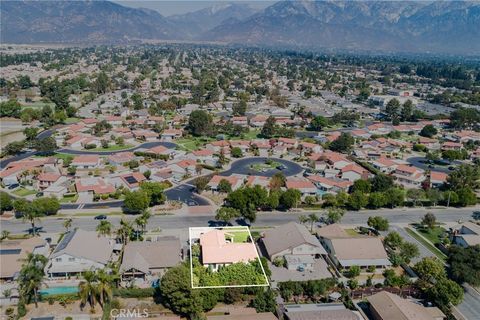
1,0,479,54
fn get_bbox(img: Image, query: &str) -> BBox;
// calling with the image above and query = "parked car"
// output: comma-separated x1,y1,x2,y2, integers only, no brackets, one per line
276,164,286,170
8,184,19,190
94,214,107,220
473,211,480,220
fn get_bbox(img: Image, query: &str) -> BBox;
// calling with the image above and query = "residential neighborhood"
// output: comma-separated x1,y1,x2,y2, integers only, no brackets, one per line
0,13,480,320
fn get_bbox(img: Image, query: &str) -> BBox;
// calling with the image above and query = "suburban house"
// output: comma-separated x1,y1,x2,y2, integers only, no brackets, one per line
46,229,114,278
367,291,445,320
117,172,147,190
207,311,277,320
307,175,352,194
75,178,115,196
208,174,244,192
107,152,137,166
370,157,398,173
261,222,327,271
429,172,448,188
37,173,66,190
71,155,101,169
120,237,182,281
161,128,183,140
284,303,362,320
340,164,369,182
393,165,426,189
285,177,317,198
199,229,258,271
246,175,270,188
317,224,391,271
450,222,480,247
0,237,49,281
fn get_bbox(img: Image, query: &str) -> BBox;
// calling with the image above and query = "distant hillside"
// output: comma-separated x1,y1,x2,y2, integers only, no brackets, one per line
203,0,480,54
168,3,258,39
1,0,479,54
0,0,181,43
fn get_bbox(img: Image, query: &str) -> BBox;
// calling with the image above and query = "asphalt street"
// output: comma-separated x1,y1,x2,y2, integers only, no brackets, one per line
57,141,177,155
458,285,480,320
164,183,210,206
406,156,461,174
2,207,477,235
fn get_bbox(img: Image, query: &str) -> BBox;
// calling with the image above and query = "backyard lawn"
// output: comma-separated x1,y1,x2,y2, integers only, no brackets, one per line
227,230,251,243
12,187,37,197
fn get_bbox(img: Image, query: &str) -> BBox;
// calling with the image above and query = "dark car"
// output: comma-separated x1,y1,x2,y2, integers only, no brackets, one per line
94,214,107,220
448,166,455,171
276,164,287,170
473,211,480,220
8,184,19,190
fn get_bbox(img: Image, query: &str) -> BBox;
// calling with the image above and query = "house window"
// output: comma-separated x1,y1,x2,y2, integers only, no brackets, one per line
55,258,62,262
68,257,75,262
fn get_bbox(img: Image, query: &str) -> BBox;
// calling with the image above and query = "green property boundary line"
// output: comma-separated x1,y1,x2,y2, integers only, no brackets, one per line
188,226,270,289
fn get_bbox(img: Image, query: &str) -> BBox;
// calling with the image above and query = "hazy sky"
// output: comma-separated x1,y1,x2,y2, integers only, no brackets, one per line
113,0,273,16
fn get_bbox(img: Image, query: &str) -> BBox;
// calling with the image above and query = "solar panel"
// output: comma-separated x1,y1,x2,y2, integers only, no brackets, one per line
124,176,138,184
0,249,21,255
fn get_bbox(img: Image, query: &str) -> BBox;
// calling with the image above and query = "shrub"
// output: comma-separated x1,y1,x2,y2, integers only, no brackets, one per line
113,287,154,298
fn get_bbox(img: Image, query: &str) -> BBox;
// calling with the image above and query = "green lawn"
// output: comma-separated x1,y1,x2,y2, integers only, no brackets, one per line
59,194,79,203
251,160,280,172
91,144,133,151
65,117,81,124
227,230,251,243
405,227,447,261
12,187,37,197
416,226,446,245
230,129,260,140
53,153,74,161
176,137,214,151
345,229,361,237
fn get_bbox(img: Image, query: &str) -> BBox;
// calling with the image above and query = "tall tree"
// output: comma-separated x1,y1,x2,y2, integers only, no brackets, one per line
17,254,47,308
79,271,99,311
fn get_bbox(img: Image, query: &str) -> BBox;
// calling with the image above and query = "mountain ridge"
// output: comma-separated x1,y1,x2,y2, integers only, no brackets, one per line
1,0,479,54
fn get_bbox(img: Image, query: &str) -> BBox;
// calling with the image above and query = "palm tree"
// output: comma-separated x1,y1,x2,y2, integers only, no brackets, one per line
96,220,113,237
63,218,73,233
96,269,116,308
308,213,320,233
17,254,47,308
298,215,308,226
78,271,98,311
116,219,133,245
134,211,151,240
22,205,40,236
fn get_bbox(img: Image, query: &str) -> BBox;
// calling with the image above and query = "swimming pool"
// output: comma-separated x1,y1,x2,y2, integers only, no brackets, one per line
39,286,79,295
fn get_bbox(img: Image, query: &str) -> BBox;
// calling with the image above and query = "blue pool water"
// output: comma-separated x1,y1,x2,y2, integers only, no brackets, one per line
39,286,79,295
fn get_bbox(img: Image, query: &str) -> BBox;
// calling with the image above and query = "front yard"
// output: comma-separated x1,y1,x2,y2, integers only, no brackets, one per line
415,225,447,245
12,187,36,197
